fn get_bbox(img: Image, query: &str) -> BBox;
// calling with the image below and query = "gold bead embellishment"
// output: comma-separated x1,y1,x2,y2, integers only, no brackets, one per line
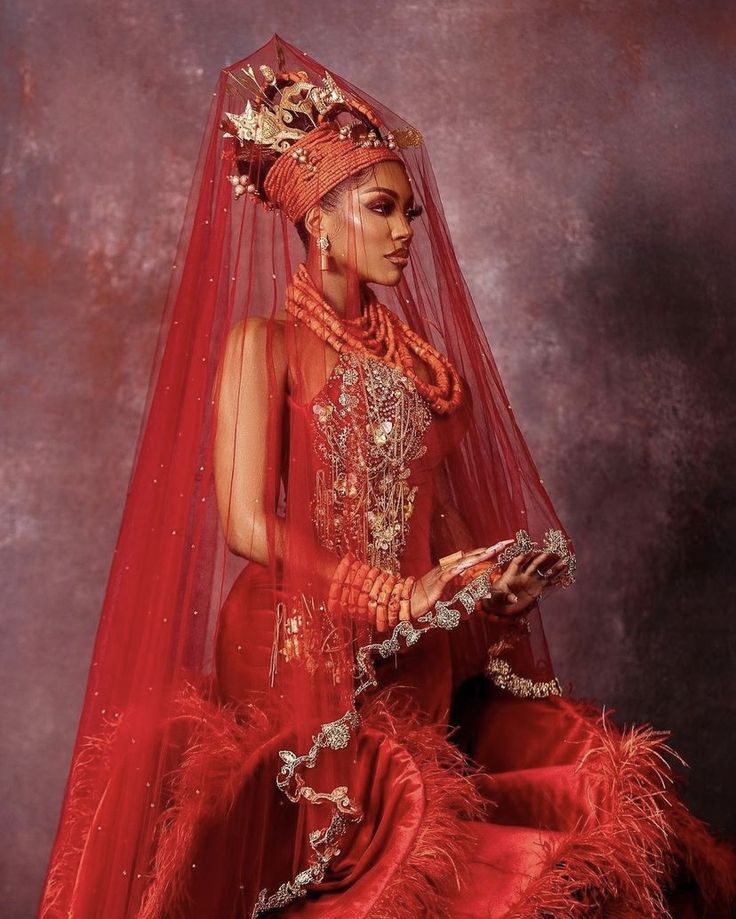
310,351,430,574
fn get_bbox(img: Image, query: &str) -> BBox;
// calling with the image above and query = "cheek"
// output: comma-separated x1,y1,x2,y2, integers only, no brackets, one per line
347,213,388,258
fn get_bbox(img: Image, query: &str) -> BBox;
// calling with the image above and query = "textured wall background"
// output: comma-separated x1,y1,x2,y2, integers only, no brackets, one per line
2,2,735,916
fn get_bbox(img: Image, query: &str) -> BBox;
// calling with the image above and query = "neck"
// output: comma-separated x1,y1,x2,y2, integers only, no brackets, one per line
305,256,368,318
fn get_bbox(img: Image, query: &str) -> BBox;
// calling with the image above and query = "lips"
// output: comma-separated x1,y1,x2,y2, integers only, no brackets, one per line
385,248,409,266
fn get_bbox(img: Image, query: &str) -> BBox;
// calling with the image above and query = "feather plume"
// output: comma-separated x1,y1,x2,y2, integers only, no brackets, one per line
506,705,736,918
361,691,488,919
38,715,120,918
137,682,272,919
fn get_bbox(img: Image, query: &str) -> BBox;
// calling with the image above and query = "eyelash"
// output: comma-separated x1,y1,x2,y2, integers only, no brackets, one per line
370,201,423,221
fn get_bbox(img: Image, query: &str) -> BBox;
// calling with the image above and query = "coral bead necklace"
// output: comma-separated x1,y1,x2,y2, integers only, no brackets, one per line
286,263,464,415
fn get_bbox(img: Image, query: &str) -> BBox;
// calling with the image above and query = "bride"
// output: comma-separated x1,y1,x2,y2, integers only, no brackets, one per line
38,35,735,919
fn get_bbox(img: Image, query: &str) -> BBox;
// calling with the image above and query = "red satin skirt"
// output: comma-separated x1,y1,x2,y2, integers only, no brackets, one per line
154,562,736,919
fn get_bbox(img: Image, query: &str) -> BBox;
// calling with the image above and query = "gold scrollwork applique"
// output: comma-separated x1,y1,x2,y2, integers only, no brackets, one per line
254,538,575,910
310,352,431,574
485,628,562,700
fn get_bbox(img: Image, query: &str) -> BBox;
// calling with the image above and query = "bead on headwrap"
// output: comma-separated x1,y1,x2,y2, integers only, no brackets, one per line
220,65,422,222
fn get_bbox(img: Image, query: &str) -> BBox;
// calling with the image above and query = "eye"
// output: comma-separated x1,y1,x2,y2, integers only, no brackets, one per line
367,199,423,220
368,199,394,215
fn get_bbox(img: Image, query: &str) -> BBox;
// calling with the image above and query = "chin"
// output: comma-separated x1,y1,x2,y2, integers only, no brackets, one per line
374,264,405,287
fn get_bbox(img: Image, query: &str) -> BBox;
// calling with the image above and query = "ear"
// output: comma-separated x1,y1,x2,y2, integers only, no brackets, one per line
303,204,323,241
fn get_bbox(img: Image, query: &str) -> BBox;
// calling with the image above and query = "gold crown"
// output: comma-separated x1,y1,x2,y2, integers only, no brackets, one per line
221,65,422,201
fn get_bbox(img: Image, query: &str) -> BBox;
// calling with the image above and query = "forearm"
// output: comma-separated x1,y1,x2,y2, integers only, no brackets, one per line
227,512,338,591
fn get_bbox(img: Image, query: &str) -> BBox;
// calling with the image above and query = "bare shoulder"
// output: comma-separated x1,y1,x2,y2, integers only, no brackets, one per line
222,315,287,381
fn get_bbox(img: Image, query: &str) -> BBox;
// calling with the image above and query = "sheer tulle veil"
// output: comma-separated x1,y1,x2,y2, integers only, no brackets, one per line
38,34,579,918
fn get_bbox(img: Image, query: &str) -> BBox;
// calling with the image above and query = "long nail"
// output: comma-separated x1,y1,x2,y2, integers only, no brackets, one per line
487,539,515,552
453,558,481,572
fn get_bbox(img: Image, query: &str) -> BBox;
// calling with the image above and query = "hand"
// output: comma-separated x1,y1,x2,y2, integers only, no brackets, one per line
480,549,567,618
392,539,515,629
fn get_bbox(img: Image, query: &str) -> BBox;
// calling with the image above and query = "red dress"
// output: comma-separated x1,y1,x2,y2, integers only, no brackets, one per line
153,349,735,918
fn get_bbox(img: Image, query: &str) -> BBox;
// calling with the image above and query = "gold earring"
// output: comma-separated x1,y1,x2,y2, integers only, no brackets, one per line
317,234,330,271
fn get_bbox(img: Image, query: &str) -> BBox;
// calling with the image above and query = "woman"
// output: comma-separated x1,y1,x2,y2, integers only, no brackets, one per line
38,35,734,919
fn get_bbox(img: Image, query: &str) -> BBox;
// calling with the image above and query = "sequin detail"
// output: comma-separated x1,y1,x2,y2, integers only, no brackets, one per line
486,656,562,699
268,596,351,688
252,811,353,915
484,614,562,699
310,352,431,573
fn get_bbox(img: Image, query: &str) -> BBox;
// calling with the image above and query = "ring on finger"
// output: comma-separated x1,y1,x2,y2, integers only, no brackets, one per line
534,568,548,580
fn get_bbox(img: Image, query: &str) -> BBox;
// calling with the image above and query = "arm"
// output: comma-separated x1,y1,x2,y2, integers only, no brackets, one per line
213,317,336,587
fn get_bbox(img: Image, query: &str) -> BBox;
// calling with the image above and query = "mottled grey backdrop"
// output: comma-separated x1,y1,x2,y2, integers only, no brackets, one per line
2,1,735,916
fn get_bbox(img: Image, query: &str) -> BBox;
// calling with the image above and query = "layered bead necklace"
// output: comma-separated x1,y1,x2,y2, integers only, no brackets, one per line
285,263,464,415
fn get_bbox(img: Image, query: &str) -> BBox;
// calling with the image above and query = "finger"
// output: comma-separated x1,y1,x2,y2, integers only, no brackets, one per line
446,550,487,574
533,557,566,583
538,550,561,568
545,559,569,584
450,540,514,575
441,559,487,588
483,538,516,557
524,551,561,579
462,543,496,558
388,594,400,630
521,550,553,574
496,589,519,606
482,597,519,619
463,539,515,562
506,549,535,576
483,585,518,606
480,596,509,619
440,563,465,583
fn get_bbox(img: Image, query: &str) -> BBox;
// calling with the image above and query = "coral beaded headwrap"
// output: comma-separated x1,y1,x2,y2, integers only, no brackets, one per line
264,121,403,222
221,65,421,221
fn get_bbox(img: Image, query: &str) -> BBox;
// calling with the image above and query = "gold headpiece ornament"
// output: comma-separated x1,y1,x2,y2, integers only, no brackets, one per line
220,65,423,218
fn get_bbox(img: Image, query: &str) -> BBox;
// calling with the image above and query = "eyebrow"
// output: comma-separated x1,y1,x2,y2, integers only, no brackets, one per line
360,185,415,206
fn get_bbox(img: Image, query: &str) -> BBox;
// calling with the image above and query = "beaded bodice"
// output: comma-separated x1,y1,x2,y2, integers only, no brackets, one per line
304,350,469,575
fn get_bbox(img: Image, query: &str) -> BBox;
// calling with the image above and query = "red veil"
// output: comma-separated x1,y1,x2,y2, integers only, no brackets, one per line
37,34,734,919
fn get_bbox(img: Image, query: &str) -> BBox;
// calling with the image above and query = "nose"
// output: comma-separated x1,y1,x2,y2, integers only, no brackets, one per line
392,212,414,244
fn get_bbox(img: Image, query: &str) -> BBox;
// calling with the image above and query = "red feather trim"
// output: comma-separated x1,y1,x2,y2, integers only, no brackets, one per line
39,715,120,919
137,681,272,919
506,703,736,918
360,692,488,919
133,682,488,919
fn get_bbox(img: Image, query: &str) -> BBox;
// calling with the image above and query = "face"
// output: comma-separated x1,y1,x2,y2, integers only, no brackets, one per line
308,160,422,286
